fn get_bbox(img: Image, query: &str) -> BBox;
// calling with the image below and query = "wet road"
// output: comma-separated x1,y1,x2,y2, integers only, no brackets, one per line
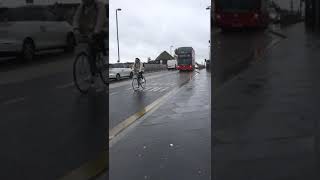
0,50,197,179
212,27,275,87
109,70,198,130
110,69,211,180
213,23,320,179
0,52,107,179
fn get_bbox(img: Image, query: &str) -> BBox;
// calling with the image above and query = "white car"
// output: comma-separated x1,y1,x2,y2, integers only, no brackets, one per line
109,63,134,81
167,59,177,70
0,6,75,61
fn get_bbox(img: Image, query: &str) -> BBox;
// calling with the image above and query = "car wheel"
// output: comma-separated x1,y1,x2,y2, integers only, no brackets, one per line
130,72,133,78
65,34,76,52
21,39,35,62
116,74,121,81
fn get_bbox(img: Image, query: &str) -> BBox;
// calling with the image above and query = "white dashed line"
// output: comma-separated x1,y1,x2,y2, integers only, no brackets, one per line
150,87,161,92
144,87,153,91
147,87,155,91
56,82,74,89
2,97,26,105
159,87,169,92
110,92,118,96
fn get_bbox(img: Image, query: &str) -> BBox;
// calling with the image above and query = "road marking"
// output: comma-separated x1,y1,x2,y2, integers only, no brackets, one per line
146,87,155,91
109,86,182,141
159,87,169,92
59,152,107,180
109,92,118,96
109,71,178,89
56,82,74,89
108,74,196,141
152,87,162,92
145,87,153,91
2,97,26,105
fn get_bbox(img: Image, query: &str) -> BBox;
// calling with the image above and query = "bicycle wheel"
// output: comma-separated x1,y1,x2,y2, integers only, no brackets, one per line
139,77,146,90
73,52,91,94
132,77,139,91
98,54,108,84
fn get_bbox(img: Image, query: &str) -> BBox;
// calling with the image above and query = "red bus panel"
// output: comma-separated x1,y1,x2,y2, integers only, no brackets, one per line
214,0,269,29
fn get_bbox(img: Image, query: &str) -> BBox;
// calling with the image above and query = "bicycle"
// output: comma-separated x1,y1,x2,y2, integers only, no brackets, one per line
132,72,146,91
73,34,108,94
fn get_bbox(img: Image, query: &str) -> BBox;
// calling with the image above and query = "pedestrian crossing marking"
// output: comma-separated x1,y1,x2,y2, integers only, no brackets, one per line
151,87,161,92
148,87,156,91
159,87,169,92
123,82,176,93
145,87,153,91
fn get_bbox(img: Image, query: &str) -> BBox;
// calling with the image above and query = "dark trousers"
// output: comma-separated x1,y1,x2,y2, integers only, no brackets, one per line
88,44,97,76
87,32,107,76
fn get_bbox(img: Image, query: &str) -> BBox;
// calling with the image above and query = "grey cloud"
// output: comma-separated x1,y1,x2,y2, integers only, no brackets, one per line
109,0,210,63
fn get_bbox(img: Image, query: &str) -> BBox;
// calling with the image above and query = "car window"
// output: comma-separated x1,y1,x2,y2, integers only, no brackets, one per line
109,64,123,68
0,7,51,22
123,64,130,68
43,9,59,21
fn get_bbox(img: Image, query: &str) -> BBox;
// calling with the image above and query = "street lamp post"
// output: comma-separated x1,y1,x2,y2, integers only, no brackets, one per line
208,40,211,60
116,8,122,63
206,6,211,60
170,45,174,56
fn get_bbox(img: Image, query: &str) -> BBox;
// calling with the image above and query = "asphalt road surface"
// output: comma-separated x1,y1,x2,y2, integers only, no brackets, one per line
109,70,198,130
0,52,107,179
110,69,211,180
212,28,275,87
0,51,199,179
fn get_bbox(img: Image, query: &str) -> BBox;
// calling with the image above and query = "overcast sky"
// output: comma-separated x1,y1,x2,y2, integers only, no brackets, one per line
109,0,210,63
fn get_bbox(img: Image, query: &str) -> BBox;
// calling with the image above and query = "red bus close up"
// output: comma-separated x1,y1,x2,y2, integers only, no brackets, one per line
175,47,195,71
214,0,269,29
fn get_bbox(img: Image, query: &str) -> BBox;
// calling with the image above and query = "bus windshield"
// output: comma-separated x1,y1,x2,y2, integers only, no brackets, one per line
216,0,261,11
178,58,192,65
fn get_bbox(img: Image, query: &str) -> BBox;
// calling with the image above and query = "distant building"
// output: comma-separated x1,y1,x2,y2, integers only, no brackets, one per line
155,51,174,65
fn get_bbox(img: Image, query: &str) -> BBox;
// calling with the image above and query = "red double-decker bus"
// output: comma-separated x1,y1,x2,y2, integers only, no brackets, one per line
175,47,195,71
214,0,270,30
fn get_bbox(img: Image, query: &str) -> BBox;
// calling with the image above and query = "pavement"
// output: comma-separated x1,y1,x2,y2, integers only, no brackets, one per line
213,23,320,179
109,69,211,180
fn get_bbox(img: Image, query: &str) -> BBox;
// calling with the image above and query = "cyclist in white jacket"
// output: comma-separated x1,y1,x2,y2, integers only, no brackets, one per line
132,58,144,79
73,0,107,85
